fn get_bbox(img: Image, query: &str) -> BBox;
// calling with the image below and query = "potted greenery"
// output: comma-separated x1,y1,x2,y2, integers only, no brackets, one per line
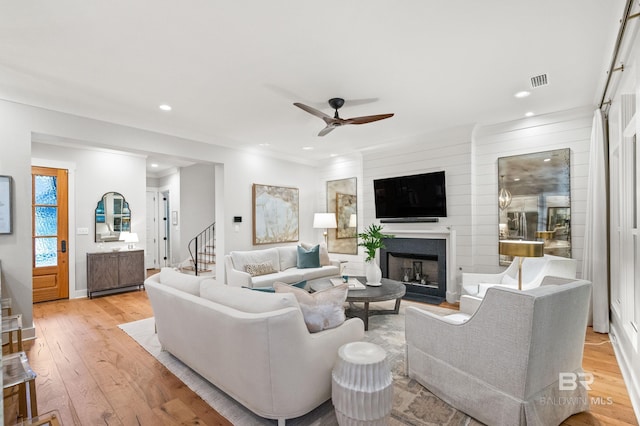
358,224,394,285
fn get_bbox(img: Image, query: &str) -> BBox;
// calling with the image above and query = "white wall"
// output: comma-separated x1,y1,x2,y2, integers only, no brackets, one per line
317,153,364,273
0,99,322,338
179,163,216,262
472,106,592,274
32,142,147,297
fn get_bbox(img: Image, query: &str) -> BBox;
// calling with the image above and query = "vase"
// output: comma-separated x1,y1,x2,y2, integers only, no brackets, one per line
365,259,382,286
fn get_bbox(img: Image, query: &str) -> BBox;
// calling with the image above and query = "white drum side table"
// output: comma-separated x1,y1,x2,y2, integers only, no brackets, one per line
332,341,393,425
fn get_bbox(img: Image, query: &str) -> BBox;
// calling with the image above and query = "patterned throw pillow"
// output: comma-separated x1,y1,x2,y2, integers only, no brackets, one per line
244,261,276,277
274,282,348,333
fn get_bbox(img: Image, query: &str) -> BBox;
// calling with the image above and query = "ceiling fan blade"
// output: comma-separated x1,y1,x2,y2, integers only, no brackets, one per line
344,113,394,125
293,102,331,120
318,125,336,136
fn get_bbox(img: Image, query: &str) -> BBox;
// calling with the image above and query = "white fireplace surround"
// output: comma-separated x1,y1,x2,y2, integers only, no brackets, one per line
383,228,458,303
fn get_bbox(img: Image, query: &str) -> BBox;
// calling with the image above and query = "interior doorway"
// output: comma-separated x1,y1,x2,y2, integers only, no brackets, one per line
161,191,171,267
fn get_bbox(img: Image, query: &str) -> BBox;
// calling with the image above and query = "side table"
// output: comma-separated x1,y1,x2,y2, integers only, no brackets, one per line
332,341,393,425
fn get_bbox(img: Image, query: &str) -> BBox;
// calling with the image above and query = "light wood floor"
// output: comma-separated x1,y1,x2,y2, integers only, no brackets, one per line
3,290,638,425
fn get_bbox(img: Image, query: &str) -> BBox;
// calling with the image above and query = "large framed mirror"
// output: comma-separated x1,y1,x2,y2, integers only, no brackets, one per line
95,191,131,242
498,148,571,264
327,177,357,254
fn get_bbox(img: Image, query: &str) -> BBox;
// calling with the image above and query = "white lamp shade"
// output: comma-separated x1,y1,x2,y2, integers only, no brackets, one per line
120,232,139,243
349,214,357,228
313,213,337,229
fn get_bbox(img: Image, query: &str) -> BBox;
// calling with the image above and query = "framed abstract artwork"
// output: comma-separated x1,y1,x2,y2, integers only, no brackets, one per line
252,184,299,245
327,177,357,254
0,175,12,234
336,192,357,239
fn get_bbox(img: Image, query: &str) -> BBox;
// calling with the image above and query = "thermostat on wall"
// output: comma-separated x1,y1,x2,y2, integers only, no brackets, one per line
233,216,242,223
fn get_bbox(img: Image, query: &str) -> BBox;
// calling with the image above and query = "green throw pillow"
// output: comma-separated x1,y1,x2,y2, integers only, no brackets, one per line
297,244,320,268
249,280,307,293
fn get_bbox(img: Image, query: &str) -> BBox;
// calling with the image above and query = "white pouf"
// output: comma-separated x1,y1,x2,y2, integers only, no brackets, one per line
332,341,393,425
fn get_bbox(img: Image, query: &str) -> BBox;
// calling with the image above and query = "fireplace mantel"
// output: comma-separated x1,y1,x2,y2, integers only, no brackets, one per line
383,227,458,303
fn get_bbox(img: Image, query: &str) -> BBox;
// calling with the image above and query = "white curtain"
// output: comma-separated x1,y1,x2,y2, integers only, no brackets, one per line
582,108,609,333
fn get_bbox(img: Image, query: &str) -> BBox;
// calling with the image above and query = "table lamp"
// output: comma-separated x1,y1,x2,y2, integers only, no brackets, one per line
119,232,139,250
499,240,544,290
313,213,337,245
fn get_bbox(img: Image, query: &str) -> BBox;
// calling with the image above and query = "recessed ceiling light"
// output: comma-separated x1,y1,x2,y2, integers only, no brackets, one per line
525,111,535,117
259,143,270,147
329,153,338,157
151,163,159,168
514,91,530,98
159,104,172,111
544,158,551,162
302,146,314,150
514,178,520,181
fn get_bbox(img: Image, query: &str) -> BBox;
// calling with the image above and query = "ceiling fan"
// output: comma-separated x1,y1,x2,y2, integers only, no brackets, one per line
293,97,394,136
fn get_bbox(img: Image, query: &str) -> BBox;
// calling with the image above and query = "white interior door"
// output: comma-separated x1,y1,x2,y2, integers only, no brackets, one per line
145,191,159,269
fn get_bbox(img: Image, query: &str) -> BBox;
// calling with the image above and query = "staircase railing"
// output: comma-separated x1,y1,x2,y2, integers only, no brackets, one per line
187,222,215,276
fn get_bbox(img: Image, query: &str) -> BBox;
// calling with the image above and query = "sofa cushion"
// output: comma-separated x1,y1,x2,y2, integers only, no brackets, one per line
297,244,320,269
231,248,281,272
251,270,305,287
276,246,298,270
300,265,340,281
300,242,331,266
250,280,307,292
159,267,207,296
245,261,277,277
200,283,299,313
274,282,348,333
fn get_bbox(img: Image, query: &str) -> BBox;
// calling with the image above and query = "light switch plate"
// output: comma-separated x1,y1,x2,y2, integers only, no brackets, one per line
77,227,89,235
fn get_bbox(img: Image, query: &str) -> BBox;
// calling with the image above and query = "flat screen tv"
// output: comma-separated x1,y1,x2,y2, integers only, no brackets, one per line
374,171,447,219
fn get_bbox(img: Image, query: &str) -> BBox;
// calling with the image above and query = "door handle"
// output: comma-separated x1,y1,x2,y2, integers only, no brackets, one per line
61,240,67,253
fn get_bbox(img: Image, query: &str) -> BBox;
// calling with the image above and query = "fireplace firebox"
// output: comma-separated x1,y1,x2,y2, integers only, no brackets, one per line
380,238,446,304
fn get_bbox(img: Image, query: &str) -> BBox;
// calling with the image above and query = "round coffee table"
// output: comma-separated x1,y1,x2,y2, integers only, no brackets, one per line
308,277,406,330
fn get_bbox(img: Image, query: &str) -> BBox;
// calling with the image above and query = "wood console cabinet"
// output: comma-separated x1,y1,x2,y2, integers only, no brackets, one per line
87,249,145,298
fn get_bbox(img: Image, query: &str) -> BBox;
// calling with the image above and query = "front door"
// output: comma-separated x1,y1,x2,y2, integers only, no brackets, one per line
32,166,69,302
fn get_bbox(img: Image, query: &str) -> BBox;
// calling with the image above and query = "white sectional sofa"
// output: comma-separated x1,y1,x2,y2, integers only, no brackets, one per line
145,268,365,425
225,244,340,288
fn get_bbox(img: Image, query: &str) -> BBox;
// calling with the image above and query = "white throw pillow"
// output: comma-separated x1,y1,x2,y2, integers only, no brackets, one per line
300,242,331,266
274,282,348,333
159,268,206,296
277,246,298,270
200,284,299,313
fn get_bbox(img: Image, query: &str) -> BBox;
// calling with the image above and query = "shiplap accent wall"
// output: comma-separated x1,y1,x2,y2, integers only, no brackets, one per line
321,108,593,294
472,106,593,275
361,125,474,288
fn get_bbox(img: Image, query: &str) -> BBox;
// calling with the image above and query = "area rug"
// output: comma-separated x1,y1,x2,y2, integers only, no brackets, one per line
119,300,483,425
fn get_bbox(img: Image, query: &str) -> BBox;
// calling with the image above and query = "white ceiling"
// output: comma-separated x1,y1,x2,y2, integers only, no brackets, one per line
0,1,627,164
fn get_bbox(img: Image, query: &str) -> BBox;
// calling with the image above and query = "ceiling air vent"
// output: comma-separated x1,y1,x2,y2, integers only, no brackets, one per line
530,74,549,88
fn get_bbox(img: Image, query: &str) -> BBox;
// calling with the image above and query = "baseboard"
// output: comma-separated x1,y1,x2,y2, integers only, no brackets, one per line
610,323,640,422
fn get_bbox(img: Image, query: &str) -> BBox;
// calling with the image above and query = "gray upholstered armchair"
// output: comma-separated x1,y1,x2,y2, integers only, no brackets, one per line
405,279,592,426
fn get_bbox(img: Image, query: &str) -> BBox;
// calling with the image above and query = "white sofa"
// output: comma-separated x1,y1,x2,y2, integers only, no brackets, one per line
461,254,577,297
145,269,364,425
406,278,592,425
225,245,340,288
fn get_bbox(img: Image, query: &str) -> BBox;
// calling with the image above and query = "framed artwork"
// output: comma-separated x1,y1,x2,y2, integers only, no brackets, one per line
252,184,299,245
327,178,357,254
0,175,12,234
336,193,357,239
